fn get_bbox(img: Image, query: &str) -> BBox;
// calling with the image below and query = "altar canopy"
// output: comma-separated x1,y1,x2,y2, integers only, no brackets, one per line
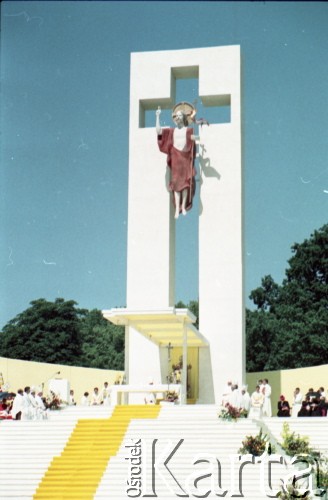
102,308,208,348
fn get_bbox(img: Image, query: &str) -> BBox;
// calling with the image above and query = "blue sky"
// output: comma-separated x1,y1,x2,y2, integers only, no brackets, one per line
1,1,328,329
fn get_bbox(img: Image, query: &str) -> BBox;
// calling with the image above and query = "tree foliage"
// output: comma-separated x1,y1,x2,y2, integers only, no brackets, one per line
247,224,328,371
0,298,85,365
79,309,124,370
0,299,124,369
175,299,199,329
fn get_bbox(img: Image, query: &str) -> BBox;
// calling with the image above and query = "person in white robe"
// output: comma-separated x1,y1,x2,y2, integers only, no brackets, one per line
240,386,251,413
91,387,102,405
222,380,233,406
11,389,24,420
291,387,303,417
144,379,157,405
248,385,264,419
68,390,76,406
262,379,272,417
258,379,264,393
29,388,40,420
22,387,33,420
81,392,90,406
228,384,242,409
144,394,156,404
101,382,111,406
35,390,48,419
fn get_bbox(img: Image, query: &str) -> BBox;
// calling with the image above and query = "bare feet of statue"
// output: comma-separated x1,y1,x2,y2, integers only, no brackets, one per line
182,208,187,216
175,210,179,219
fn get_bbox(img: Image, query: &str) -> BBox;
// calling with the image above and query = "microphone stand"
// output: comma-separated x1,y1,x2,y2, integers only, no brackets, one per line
41,371,61,393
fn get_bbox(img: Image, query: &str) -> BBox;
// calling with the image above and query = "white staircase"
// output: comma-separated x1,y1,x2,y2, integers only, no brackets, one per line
95,406,292,499
1,406,327,499
0,406,113,500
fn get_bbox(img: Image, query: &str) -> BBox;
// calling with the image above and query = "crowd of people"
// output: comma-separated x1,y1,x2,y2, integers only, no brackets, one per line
222,379,272,418
0,379,122,420
285,386,328,417
0,386,60,420
2,379,328,420
221,380,328,419
78,382,112,406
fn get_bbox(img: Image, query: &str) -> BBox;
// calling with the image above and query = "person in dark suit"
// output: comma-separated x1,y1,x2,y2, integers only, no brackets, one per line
277,395,290,417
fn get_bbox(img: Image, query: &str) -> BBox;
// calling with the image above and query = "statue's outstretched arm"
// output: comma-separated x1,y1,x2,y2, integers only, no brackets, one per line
156,106,162,135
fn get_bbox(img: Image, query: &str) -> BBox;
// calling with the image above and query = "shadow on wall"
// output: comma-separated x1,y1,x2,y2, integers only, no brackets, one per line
198,143,221,216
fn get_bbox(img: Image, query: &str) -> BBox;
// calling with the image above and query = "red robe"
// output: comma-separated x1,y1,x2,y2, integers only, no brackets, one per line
157,127,196,213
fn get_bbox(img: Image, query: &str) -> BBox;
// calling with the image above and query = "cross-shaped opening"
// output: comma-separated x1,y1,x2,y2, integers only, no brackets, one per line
139,66,231,128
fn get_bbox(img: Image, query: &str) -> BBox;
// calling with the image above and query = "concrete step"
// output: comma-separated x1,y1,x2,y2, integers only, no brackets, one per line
1,406,325,499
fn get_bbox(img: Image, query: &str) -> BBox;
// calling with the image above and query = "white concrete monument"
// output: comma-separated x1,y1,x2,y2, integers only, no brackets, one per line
104,46,245,404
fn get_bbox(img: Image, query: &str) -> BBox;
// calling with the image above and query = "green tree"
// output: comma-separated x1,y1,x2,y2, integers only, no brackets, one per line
246,309,280,372
175,300,199,329
249,275,280,312
0,298,85,365
79,309,124,369
247,224,328,371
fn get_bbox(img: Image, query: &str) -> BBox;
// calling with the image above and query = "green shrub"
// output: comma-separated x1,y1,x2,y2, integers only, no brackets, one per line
318,456,328,489
280,422,313,456
276,478,311,499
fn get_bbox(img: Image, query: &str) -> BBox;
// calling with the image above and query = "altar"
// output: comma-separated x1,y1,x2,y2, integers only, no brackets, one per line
110,383,181,406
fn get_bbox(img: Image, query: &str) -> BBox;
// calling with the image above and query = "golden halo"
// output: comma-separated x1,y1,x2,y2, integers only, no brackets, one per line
172,101,196,125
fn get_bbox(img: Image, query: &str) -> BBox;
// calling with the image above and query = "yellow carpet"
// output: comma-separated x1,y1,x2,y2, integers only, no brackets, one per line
34,405,160,499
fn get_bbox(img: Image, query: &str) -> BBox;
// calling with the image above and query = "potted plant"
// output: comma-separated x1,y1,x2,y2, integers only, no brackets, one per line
238,429,275,456
218,403,248,422
164,390,179,403
280,422,314,457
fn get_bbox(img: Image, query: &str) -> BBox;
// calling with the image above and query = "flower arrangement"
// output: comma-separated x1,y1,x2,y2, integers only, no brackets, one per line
164,391,179,403
46,391,63,410
167,355,193,398
169,356,192,384
238,429,275,456
218,403,248,422
280,422,313,457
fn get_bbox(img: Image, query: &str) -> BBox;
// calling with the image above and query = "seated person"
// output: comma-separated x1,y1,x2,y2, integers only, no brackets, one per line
91,387,102,405
320,398,328,417
144,394,156,405
144,379,156,405
0,398,13,419
81,392,90,406
277,395,290,417
298,397,311,417
310,397,323,416
318,392,328,416
306,388,319,402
